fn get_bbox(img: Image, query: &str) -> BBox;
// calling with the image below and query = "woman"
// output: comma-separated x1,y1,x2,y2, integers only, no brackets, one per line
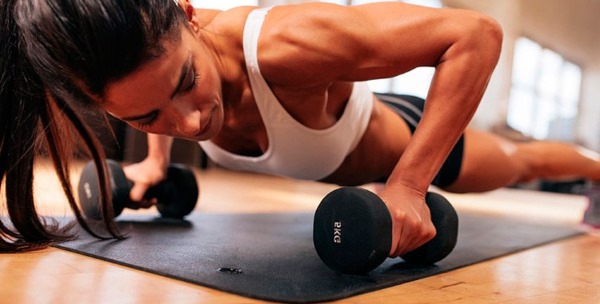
1,0,598,254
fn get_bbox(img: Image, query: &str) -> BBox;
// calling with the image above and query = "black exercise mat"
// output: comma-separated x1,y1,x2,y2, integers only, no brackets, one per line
55,212,582,303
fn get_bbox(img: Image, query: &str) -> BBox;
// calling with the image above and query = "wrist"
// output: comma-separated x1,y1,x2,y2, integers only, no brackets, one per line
385,168,433,196
144,153,170,170
146,134,173,168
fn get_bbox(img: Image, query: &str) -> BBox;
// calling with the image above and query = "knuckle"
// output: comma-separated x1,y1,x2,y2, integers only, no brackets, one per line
424,225,437,240
391,209,407,223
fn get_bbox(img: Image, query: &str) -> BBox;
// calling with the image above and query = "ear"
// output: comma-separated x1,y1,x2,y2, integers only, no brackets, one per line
177,0,200,32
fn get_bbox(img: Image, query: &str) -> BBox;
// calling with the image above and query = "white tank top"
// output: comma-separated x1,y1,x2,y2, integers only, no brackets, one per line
199,7,373,180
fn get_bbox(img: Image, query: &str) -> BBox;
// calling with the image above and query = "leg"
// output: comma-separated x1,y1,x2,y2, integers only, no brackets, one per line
515,141,600,182
444,128,600,193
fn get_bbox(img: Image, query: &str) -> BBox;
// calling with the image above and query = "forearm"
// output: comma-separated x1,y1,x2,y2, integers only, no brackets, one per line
386,21,502,192
146,133,174,167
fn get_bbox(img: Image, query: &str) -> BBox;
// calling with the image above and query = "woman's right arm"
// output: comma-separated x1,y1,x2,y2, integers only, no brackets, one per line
123,133,174,206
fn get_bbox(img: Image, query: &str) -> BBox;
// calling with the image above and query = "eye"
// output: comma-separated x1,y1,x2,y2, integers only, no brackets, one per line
138,118,157,129
137,111,160,130
181,68,199,94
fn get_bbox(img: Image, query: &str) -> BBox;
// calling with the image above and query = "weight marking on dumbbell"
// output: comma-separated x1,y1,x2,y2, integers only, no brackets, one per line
217,267,243,275
333,221,342,244
83,182,92,200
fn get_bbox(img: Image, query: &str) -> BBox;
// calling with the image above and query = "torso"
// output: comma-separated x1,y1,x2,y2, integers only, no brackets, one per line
198,6,413,186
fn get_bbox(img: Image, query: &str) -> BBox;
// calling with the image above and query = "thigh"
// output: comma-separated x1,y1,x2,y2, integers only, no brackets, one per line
444,128,525,193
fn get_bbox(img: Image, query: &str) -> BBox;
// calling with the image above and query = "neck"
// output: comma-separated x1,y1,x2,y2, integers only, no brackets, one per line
198,29,246,109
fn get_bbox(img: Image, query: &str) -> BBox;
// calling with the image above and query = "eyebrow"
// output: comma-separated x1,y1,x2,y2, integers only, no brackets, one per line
121,52,192,122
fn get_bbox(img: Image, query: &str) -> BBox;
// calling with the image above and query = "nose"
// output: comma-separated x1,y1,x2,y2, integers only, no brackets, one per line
172,101,202,137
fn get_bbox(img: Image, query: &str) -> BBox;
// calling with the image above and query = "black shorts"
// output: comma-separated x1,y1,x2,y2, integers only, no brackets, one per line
374,93,464,188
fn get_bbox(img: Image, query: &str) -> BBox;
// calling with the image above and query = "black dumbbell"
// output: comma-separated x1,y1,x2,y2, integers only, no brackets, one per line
78,159,199,220
313,187,458,274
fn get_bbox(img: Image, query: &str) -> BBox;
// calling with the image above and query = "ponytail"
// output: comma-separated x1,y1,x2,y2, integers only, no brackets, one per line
1,0,187,252
0,0,123,252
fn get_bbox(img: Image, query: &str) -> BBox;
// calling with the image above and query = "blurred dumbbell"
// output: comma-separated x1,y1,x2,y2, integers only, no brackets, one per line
313,187,458,274
78,159,199,219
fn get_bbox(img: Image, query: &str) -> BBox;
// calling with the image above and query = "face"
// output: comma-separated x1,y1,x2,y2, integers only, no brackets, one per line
102,27,224,141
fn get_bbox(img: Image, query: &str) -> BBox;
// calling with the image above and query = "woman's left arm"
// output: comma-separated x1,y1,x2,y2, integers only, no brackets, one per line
346,3,503,256
260,2,503,256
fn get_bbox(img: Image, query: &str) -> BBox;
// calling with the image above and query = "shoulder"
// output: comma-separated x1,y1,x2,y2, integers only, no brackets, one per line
258,3,501,87
255,4,370,88
194,4,370,88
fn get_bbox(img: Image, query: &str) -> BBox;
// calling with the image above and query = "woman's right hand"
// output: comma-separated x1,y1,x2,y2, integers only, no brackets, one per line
123,157,169,209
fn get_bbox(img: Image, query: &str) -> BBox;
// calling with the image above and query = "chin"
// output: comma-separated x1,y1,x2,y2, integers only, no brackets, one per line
197,118,222,141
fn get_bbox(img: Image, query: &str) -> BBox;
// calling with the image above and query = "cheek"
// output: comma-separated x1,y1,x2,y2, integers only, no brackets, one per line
190,86,219,112
198,66,222,99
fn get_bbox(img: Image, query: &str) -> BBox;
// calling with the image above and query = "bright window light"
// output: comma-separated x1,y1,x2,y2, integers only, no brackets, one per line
507,37,582,141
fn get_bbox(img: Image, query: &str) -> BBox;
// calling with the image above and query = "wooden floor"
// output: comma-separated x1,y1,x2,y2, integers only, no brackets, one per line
1,161,599,304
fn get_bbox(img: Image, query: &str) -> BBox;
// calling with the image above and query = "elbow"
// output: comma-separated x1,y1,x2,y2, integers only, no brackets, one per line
442,11,504,72
479,14,503,59
466,12,504,69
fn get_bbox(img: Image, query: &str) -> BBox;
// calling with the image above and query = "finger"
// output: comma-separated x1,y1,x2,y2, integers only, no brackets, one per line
388,210,418,257
122,165,138,181
391,214,428,257
138,198,158,209
125,198,154,209
391,222,419,257
415,206,436,245
129,182,149,202
388,210,405,257
390,217,418,257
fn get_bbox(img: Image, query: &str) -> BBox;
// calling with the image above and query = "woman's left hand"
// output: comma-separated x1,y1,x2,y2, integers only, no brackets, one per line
378,184,436,257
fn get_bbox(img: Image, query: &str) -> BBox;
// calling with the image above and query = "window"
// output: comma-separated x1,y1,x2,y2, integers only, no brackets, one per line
507,37,582,141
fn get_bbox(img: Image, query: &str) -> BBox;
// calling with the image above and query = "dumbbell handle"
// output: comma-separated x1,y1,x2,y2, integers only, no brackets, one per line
122,165,198,218
79,160,198,220
127,180,175,204
126,164,198,218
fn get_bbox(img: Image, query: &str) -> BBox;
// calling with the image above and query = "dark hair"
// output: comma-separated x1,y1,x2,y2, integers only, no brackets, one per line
0,0,188,252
